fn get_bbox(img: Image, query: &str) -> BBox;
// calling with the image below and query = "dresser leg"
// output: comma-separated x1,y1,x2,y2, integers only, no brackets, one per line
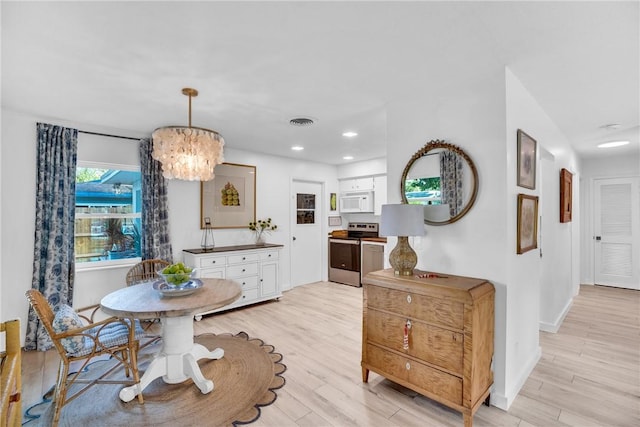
463,412,473,427
362,367,369,383
484,393,491,406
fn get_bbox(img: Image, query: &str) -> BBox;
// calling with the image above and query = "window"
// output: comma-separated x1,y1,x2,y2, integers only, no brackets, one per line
75,164,142,265
404,177,442,205
296,193,316,224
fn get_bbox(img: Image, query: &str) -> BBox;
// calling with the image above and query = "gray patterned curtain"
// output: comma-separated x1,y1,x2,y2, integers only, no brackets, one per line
25,123,78,351
139,138,173,261
440,150,464,217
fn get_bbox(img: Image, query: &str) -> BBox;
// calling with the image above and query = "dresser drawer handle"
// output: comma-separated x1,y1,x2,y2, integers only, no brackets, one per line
405,362,411,370
406,294,412,304
211,260,216,264
242,256,246,260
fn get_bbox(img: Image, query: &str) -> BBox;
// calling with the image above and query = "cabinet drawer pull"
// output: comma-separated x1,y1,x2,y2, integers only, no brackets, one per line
403,320,411,350
242,268,246,272
211,260,216,264
242,256,246,260
406,294,412,304
405,362,411,370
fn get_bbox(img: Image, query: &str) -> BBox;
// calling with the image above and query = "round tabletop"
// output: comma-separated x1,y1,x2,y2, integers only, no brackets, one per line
100,278,242,320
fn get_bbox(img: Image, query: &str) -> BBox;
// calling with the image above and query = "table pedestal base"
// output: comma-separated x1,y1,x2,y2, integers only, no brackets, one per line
119,315,223,402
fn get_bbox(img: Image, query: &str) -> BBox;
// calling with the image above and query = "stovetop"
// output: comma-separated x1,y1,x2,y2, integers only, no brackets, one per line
335,222,379,240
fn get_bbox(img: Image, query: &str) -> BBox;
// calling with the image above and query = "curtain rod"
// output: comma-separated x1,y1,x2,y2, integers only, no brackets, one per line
78,130,140,141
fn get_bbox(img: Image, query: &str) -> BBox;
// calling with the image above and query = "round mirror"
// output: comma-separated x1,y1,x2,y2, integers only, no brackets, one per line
400,140,478,225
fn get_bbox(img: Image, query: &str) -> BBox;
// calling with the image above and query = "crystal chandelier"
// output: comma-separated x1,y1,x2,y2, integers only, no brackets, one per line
152,88,225,181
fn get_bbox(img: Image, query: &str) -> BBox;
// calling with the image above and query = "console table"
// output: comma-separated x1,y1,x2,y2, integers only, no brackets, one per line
183,244,283,319
361,269,495,427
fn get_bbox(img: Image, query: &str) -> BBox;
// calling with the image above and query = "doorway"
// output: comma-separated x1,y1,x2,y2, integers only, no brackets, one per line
594,177,640,290
290,179,324,287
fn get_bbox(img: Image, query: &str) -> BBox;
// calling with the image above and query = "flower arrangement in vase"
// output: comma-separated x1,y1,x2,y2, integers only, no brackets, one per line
248,218,277,245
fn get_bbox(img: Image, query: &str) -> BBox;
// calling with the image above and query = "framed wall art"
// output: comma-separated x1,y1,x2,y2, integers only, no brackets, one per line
200,162,256,229
517,193,539,254
330,192,337,211
560,168,572,223
517,129,537,190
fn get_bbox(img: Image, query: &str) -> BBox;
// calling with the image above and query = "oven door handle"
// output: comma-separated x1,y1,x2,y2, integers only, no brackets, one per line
329,238,360,245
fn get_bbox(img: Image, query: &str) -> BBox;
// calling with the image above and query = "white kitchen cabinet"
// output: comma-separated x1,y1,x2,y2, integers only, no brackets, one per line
339,176,375,192
373,175,387,215
183,244,283,319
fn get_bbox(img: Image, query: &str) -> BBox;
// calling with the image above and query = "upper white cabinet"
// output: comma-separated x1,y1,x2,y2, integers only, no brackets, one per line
339,177,374,192
373,175,387,215
339,175,387,215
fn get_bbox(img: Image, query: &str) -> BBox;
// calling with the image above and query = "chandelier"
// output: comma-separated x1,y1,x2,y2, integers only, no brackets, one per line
152,88,225,181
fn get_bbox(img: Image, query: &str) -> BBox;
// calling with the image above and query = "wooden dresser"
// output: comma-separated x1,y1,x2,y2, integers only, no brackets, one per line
361,269,494,427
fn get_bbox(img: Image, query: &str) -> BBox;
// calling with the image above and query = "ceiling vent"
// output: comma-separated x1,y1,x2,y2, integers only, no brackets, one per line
289,117,315,127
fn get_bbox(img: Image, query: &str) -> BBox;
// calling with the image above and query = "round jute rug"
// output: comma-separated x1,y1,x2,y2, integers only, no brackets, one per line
27,332,286,427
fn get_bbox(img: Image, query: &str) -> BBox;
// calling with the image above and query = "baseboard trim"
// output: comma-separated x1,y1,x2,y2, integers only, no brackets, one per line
491,346,542,411
539,297,573,333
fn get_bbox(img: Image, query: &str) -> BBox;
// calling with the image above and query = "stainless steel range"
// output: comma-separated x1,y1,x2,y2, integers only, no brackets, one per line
328,222,379,287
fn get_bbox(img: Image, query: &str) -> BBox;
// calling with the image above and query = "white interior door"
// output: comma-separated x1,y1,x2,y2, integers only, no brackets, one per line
594,177,640,290
291,180,324,287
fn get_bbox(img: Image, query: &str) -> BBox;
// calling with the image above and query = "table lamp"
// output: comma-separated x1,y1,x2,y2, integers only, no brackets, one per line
380,204,425,276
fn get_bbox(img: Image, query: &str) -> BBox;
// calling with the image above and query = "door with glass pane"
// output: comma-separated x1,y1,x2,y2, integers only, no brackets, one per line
594,177,640,289
291,180,323,288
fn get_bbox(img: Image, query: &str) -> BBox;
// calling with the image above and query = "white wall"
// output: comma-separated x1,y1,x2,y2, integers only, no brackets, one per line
504,68,580,406
580,153,640,284
1,108,339,343
382,68,580,410
385,71,512,406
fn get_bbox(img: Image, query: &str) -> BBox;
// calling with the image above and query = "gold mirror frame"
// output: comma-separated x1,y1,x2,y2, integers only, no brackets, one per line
400,140,478,226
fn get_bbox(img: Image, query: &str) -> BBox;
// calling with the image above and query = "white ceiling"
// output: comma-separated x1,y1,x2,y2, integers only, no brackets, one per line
2,1,638,165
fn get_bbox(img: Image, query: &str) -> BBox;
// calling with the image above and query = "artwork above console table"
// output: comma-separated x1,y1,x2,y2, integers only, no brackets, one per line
183,244,283,320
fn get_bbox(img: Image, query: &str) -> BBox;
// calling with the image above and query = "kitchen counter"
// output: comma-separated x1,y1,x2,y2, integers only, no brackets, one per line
361,237,387,244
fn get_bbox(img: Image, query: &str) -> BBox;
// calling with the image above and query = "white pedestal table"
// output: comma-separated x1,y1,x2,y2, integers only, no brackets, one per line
100,278,241,402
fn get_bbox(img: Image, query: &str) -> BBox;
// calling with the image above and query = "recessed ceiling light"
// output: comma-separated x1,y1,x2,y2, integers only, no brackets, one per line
291,145,304,151
342,131,358,138
343,155,354,160
597,140,630,148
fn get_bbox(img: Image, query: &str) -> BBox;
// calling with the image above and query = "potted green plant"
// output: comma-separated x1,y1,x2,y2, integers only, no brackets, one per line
104,218,135,259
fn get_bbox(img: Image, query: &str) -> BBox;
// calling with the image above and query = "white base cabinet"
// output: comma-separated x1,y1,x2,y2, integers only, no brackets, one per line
183,244,283,319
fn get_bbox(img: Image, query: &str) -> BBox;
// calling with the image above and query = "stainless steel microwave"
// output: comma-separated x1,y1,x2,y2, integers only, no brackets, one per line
339,191,375,213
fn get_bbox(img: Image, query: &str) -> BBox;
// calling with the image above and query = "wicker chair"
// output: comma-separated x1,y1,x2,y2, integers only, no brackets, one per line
25,290,144,426
126,259,170,286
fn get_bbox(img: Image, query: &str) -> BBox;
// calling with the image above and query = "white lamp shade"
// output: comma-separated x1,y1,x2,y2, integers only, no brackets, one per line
379,204,425,237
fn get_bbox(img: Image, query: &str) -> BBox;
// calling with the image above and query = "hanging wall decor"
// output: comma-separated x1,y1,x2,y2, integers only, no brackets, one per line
560,168,573,223
517,193,539,254
517,129,537,190
201,162,256,229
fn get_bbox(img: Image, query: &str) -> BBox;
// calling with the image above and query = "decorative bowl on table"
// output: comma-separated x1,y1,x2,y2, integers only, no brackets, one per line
157,265,197,287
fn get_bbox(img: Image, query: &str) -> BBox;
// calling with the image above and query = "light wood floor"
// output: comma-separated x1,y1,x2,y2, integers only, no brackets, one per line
21,283,640,426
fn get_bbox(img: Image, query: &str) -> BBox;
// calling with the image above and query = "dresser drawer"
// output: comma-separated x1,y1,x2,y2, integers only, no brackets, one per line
259,250,279,261
197,255,226,268
367,309,463,373
234,287,259,305
227,263,258,278
366,344,462,405
233,275,258,290
228,253,259,264
367,285,464,330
